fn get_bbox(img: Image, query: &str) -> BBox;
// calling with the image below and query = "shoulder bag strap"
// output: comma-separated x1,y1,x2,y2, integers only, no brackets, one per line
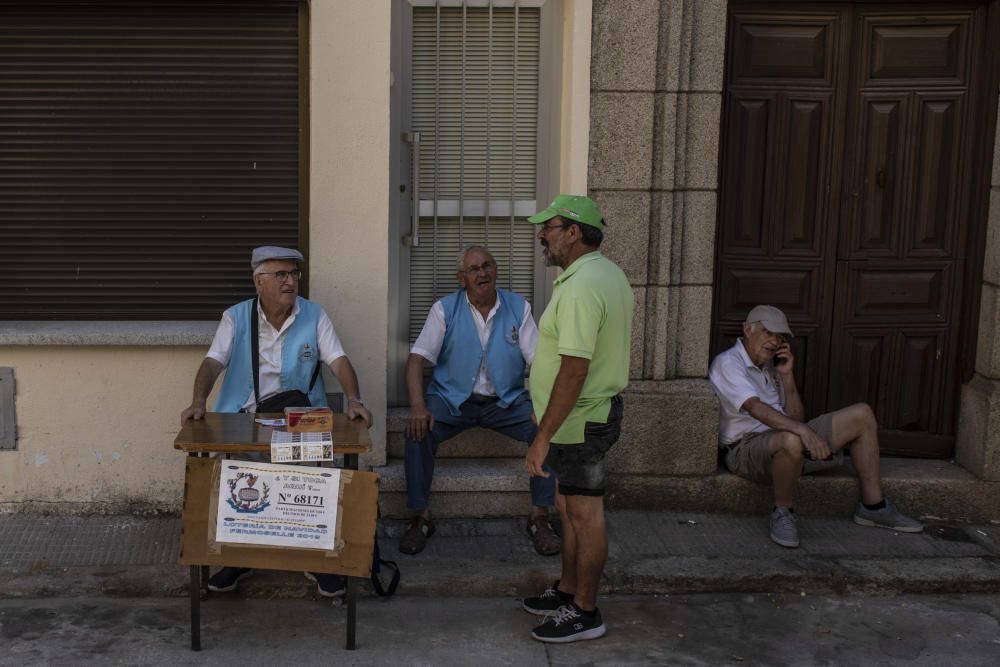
308,357,322,392
371,555,400,597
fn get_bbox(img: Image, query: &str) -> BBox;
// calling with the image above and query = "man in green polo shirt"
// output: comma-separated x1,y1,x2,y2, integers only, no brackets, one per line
520,194,633,643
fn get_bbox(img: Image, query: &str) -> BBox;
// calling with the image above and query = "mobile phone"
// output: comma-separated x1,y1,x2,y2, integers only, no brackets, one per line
774,335,788,366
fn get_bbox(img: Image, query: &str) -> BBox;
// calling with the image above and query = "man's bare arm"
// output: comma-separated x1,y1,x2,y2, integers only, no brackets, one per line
404,353,433,440
329,356,372,427
180,358,224,425
525,355,590,477
743,397,830,460
773,340,805,422
780,379,806,422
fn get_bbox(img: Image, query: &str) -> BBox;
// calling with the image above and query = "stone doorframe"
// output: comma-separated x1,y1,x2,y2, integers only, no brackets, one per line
957,0,1000,481
586,0,1000,482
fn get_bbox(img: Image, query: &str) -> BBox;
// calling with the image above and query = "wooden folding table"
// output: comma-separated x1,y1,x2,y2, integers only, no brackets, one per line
174,412,374,651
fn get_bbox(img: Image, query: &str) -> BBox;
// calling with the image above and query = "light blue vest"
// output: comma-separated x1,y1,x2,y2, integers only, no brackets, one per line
214,297,327,412
428,288,528,417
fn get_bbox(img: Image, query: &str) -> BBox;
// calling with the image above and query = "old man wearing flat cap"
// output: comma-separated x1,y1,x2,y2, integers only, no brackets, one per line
708,305,923,549
180,245,371,596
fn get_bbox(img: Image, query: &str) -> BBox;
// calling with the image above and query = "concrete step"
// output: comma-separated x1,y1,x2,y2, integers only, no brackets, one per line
376,457,1000,522
606,458,1000,523
385,407,527,458
386,430,526,459
376,457,534,519
378,457,529,494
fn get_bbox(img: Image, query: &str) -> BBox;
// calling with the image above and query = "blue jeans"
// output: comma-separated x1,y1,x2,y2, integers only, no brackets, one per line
404,392,556,511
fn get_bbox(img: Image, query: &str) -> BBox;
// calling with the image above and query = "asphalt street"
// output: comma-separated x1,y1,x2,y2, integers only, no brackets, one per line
2,593,999,666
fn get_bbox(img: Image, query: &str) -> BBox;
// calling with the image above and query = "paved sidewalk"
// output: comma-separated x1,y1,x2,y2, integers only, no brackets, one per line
2,511,999,598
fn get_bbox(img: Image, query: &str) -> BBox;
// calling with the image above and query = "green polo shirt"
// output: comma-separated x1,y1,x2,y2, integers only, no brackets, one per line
530,251,633,444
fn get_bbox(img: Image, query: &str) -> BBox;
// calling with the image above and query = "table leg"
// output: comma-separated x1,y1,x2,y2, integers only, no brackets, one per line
346,575,358,650
343,452,360,649
190,565,201,651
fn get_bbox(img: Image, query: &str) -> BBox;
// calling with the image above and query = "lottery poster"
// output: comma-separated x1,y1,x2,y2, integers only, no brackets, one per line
215,461,341,551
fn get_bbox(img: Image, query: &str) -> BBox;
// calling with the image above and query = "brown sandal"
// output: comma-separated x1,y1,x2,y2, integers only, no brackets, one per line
527,515,561,556
399,516,435,555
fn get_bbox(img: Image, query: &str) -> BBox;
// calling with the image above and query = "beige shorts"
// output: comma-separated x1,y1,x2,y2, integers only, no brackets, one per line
722,413,844,483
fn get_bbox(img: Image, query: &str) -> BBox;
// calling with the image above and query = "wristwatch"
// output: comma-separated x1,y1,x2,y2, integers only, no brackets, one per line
347,397,365,407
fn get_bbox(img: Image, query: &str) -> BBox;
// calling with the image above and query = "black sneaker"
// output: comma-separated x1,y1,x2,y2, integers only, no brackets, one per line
531,603,606,643
304,572,346,598
207,567,253,593
522,579,573,616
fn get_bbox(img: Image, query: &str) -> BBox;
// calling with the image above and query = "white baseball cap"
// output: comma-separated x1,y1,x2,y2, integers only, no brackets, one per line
746,305,794,337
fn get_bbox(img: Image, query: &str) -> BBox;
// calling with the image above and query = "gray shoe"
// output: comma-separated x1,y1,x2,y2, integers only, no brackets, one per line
853,499,923,533
770,507,799,548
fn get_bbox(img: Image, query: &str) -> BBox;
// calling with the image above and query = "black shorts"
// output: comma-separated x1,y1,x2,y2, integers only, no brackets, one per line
544,395,624,497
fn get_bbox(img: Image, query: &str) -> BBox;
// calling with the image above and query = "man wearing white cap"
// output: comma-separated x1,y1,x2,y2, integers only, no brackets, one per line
179,245,372,595
708,305,923,548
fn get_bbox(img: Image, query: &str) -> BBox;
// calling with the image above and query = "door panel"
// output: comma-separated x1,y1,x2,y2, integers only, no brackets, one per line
730,14,839,86
827,329,890,419
893,330,946,432
851,94,909,257
909,93,964,256
827,6,978,456
843,262,951,323
776,94,832,256
716,6,842,422
862,16,971,86
720,94,774,254
715,2,989,458
717,262,821,322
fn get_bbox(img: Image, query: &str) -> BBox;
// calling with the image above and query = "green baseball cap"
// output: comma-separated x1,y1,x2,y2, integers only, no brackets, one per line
528,194,605,230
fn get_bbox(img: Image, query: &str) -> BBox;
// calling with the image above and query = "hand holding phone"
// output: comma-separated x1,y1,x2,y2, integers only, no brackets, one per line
773,339,793,372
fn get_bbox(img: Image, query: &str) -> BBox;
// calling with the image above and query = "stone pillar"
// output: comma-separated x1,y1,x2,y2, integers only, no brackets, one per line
957,102,1000,481
589,0,726,475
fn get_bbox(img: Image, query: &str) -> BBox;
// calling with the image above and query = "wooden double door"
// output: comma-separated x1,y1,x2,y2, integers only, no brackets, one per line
712,1,996,457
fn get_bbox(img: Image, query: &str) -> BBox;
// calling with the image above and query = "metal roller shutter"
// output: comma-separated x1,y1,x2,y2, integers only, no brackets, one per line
0,0,304,320
408,3,540,341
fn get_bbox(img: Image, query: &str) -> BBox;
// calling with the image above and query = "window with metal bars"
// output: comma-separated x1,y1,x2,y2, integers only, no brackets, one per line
406,1,541,342
0,0,305,320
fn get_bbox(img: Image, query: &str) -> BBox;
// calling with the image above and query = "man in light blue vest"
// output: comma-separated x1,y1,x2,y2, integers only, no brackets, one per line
399,245,558,556
180,245,372,596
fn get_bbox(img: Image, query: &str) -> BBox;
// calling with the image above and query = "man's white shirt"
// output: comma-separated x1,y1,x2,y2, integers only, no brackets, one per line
708,339,787,445
207,300,346,411
411,295,538,397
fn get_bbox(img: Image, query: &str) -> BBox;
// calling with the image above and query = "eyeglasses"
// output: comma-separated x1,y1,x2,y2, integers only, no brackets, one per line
258,269,302,282
462,260,496,275
538,220,572,233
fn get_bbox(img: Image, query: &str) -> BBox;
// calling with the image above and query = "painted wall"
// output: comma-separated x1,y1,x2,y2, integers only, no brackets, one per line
0,0,393,510
0,347,201,511
309,0,391,467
